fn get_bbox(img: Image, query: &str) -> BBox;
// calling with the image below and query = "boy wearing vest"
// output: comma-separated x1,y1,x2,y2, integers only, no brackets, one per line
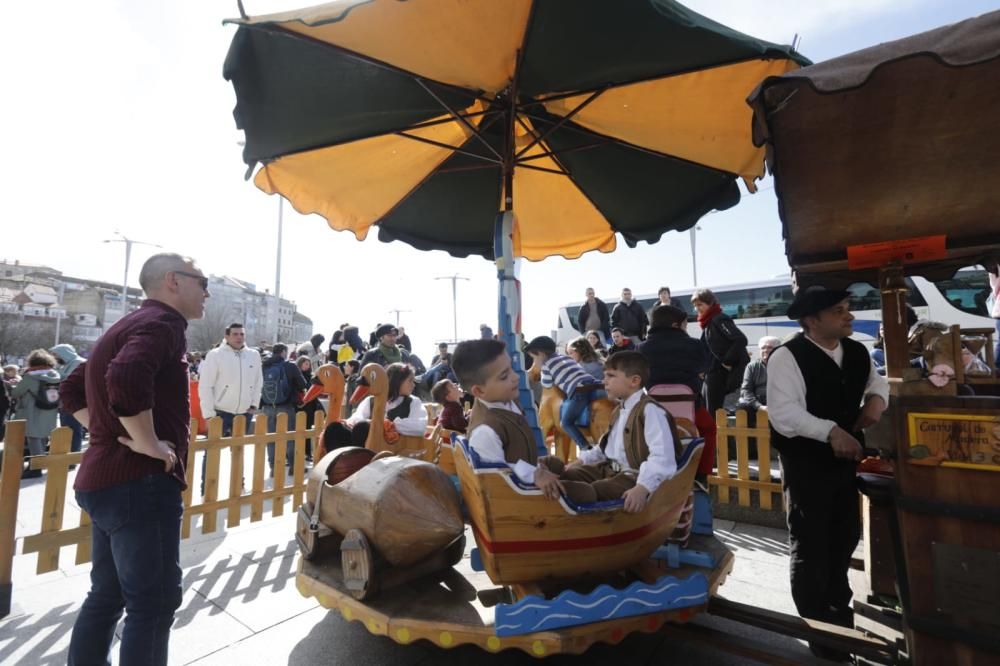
767,287,887,660
452,339,548,491
551,351,680,512
524,335,605,451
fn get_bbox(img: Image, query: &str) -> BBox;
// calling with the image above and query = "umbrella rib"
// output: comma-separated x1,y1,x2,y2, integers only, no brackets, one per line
394,131,502,164
517,140,608,163
406,108,494,132
516,163,569,176
514,87,607,160
518,111,737,177
416,79,504,162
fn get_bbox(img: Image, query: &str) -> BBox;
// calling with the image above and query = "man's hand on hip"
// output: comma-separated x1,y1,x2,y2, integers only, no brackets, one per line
118,436,178,472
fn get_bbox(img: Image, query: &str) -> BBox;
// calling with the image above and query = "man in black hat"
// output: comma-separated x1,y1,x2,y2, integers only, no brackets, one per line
766,286,888,660
360,324,411,368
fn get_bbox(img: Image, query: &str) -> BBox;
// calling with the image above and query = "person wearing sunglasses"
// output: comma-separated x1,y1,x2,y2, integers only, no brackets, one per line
60,252,209,665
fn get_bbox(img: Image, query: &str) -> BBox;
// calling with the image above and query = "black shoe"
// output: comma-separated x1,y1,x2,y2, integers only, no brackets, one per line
21,468,42,480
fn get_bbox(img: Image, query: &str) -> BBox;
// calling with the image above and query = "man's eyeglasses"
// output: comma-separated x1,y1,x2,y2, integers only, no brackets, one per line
174,271,209,291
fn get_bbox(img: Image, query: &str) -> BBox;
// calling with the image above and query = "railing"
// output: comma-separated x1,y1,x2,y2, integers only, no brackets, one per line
708,409,783,510
0,412,326,617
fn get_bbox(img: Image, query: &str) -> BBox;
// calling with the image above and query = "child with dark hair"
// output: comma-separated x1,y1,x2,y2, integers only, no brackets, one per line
524,335,605,451
322,362,426,452
545,351,681,511
432,379,468,433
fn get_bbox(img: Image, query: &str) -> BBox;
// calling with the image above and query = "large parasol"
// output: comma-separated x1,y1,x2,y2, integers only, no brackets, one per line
223,0,808,449
223,0,807,261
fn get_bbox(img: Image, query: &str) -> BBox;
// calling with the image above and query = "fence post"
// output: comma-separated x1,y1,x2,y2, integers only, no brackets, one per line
0,420,27,617
714,409,731,503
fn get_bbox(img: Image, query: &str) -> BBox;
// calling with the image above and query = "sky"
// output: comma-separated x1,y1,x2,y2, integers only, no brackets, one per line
2,0,995,357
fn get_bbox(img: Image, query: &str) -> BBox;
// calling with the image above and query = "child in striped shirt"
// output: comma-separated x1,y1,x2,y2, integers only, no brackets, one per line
525,335,605,451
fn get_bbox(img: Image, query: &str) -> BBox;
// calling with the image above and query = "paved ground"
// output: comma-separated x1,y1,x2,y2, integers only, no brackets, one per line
0,468,856,665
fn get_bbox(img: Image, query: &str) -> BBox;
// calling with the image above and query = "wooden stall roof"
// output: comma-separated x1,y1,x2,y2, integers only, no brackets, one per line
748,10,1000,287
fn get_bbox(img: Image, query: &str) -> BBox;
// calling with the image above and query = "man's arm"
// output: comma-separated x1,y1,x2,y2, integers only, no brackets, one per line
738,363,762,411
117,409,176,471
610,304,621,328
60,363,90,428
198,351,218,418
854,357,889,430
251,352,263,410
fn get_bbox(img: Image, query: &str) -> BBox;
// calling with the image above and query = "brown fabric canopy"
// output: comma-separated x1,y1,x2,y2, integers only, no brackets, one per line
748,10,1000,287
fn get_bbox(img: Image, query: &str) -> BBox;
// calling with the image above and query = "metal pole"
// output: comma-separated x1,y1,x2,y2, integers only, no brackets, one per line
275,197,284,342
122,240,132,312
54,282,64,345
690,228,698,286
434,275,469,342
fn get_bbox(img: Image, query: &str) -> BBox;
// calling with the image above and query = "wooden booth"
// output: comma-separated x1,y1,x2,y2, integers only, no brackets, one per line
749,10,1000,664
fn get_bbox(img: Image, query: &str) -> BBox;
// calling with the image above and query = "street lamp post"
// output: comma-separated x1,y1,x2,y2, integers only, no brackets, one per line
388,308,411,327
103,232,161,316
434,274,469,343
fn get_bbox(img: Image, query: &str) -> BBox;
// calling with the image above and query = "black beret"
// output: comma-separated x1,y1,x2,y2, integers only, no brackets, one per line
375,324,398,338
787,287,852,319
523,335,557,355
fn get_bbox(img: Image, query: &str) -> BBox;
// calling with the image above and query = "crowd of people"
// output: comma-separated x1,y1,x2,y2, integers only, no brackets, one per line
0,252,997,665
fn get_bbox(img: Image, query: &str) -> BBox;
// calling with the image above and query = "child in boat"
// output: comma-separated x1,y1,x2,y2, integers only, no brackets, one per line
432,378,468,433
322,362,427,452
452,339,612,505
540,351,682,513
524,335,606,451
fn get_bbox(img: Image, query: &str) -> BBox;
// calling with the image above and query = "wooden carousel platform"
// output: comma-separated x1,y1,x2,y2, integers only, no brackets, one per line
296,527,734,657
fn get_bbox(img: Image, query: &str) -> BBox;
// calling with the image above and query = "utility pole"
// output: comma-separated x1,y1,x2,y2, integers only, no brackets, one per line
103,232,161,316
53,281,65,345
275,196,284,342
387,308,411,326
434,274,469,342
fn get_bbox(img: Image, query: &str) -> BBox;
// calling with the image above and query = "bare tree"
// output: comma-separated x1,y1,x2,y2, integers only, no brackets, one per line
185,300,236,353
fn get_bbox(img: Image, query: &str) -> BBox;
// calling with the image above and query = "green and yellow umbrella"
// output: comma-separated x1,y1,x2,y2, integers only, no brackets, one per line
223,0,809,261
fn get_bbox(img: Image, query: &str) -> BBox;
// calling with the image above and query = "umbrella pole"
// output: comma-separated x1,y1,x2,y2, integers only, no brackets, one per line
494,211,545,456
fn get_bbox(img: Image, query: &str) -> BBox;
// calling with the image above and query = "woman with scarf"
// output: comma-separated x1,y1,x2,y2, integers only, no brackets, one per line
691,289,750,414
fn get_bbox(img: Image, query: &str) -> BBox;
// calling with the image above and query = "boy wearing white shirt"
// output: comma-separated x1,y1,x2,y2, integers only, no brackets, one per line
553,351,680,512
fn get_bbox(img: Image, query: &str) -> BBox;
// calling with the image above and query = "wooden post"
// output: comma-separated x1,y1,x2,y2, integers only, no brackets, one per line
715,409,731,504
734,411,751,507
228,415,247,528
756,411,773,510
251,413,267,522
879,264,910,380
202,416,223,534
0,421,26,617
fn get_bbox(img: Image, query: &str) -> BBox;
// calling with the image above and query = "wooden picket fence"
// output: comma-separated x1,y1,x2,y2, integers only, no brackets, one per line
708,409,783,510
0,411,325,617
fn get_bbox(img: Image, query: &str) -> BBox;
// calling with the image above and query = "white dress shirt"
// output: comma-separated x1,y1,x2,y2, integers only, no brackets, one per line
347,394,427,436
767,335,890,443
577,390,678,493
467,400,538,484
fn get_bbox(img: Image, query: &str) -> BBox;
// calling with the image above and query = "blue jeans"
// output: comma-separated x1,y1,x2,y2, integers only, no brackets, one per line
69,474,183,666
560,388,607,451
263,404,296,471
200,410,253,494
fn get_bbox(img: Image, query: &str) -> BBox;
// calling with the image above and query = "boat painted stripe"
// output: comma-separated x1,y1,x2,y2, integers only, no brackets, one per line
470,510,674,554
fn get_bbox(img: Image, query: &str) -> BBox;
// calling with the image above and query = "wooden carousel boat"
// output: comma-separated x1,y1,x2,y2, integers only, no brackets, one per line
456,434,705,585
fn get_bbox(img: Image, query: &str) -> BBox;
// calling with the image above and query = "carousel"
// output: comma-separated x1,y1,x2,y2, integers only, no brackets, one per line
222,0,999,661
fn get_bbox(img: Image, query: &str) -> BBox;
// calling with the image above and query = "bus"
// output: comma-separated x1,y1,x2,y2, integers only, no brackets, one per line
555,268,996,355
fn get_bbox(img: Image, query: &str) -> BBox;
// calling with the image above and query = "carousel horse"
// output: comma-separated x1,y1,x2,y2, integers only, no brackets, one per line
527,361,615,460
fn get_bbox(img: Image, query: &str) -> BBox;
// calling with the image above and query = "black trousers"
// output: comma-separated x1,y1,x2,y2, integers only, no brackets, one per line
780,452,861,628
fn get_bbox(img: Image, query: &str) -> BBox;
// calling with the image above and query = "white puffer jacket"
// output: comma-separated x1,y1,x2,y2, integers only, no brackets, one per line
198,343,263,417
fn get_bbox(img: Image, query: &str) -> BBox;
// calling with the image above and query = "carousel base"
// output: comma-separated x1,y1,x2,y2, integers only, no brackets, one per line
296,528,734,657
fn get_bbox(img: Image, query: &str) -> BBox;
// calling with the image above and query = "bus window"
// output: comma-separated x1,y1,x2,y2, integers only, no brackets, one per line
933,270,990,317
714,288,793,319
845,279,927,311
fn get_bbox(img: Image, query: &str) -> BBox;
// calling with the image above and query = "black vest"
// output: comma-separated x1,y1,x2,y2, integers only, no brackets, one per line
386,396,413,421
770,334,870,460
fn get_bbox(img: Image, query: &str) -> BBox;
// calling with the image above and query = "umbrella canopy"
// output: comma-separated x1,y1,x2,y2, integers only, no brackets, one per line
748,10,1000,287
224,0,807,260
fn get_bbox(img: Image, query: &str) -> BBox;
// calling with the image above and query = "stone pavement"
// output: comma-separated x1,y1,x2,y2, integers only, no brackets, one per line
0,471,839,665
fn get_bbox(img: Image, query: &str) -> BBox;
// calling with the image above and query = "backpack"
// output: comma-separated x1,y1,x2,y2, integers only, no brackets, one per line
34,381,61,410
261,362,291,406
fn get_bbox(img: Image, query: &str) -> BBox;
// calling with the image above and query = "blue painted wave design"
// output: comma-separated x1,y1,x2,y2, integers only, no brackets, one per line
494,573,709,636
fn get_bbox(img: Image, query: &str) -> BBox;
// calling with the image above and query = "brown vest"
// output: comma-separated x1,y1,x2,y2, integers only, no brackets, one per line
467,400,538,465
604,393,683,470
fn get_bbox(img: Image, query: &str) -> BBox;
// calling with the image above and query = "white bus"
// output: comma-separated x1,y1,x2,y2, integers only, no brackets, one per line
555,268,996,355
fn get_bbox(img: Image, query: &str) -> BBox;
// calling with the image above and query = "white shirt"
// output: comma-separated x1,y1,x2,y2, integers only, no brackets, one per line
467,400,538,484
767,335,890,443
577,390,678,493
347,394,427,436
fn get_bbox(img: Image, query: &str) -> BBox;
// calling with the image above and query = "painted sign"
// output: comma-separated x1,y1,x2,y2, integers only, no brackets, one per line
907,412,1000,472
846,234,946,270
